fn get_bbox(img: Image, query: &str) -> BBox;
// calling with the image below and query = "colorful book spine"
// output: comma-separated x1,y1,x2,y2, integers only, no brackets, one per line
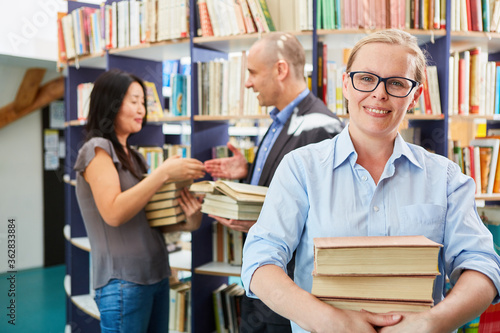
198,0,215,36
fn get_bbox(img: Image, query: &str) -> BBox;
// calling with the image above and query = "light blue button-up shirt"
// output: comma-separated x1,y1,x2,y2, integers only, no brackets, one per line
242,125,500,332
250,89,310,185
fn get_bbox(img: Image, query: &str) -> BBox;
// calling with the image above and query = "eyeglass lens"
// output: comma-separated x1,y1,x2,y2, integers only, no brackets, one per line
351,72,414,97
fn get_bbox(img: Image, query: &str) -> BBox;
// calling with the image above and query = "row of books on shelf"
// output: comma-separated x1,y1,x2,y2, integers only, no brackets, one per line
169,280,191,332
197,0,312,37
138,144,191,173
57,0,189,62
196,53,268,117
312,235,442,312
451,137,500,195
212,282,245,333
197,0,273,37
449,48,500,117
212,141,257,165
212,222,245,266
449,0,500,32
76,75,189,121
317,0,446,31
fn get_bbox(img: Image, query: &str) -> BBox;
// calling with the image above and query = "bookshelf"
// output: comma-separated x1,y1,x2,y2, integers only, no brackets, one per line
61,0,500,332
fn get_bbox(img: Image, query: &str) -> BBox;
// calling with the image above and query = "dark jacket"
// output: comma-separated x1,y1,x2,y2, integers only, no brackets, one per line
240,92,344,330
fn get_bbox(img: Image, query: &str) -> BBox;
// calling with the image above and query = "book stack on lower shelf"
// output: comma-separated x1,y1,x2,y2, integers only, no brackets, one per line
169,281,191,333
146,179,193,227
212,282,245,333
311,235,443,313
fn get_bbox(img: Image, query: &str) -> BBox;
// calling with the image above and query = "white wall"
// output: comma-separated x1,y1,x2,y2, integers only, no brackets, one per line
0,0,68,272
0,0,67,61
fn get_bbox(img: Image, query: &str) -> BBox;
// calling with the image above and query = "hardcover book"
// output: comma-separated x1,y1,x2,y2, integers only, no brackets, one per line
311,274,437,302
318,297,433,313
313,235,442,275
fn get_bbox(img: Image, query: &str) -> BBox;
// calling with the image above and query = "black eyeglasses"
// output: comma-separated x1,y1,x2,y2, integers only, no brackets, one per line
348,71,419,98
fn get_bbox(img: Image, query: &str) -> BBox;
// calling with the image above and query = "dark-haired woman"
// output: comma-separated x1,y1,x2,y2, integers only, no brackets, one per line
74,69,206,332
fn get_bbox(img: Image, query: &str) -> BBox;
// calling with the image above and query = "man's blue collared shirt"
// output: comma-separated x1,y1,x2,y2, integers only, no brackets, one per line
250,89,310,185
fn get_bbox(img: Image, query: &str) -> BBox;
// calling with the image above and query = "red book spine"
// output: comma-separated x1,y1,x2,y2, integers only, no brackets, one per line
57,15,67,63
323,44,328,104
198,1,214,37
469,0,483,31
458,58,467,114
422,68,433,115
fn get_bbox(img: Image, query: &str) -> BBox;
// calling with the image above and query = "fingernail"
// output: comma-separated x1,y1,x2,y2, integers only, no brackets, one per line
392,315,401,320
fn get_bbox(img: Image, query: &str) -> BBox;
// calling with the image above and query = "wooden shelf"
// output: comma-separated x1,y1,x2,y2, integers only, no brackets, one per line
337,114,444,120
63,175,76,186
66,115,190,127
108,38,190,61
64,225,192,271
148,116,191,123
65,52,107,69
195,261,241,277
193,31,313,52
450,31,500,53
169,250,192,272
65,119,87,127
449,114,500,121
475,194,500,201
194,115,268,121
64,275,100,320
317,29,446,46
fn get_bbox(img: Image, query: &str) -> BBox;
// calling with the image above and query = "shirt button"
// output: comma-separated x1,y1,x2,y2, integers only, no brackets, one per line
264,147,268,151
272,129,276,132
257,168,261,172
373,206,379,212
362,176,368,181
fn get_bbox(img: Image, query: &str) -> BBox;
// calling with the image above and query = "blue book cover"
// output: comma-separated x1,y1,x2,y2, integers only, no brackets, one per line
495,66,500,114
170,74,187,117
162,60,180,97
335,0,341,29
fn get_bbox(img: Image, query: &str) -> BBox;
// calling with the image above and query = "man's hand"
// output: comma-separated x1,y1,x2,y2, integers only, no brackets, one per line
204,142,249,180
209,215,256,233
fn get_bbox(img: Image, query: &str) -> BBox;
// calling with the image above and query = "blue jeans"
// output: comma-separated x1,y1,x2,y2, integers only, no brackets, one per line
94,278,170,333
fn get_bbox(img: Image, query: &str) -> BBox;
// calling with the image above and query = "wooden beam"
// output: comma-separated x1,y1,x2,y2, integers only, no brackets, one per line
0,76,64,130
13,68,47,111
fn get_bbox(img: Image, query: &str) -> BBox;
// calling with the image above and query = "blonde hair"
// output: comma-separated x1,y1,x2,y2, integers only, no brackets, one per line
346,29,427,84
255,32,306,80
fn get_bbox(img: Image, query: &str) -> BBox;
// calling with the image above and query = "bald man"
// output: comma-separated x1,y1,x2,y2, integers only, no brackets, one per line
204,32,344,332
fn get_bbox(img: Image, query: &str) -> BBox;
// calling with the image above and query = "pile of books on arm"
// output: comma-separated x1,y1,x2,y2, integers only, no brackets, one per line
312,235,443,313
190,180,268,220
145,179,193,227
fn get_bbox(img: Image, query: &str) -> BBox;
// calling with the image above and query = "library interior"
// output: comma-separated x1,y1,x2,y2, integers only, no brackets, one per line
1,0,500,332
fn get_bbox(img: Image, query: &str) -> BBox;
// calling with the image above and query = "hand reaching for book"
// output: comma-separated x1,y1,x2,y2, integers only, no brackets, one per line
204,142,248,180
178,188,203,232
156,155,206,182
209,215,256,233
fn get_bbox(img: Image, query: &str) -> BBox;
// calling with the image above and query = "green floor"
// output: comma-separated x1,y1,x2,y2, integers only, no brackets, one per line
0,265,66,333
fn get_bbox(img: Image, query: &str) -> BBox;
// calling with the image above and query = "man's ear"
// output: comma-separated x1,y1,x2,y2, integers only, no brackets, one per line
276,60,289,80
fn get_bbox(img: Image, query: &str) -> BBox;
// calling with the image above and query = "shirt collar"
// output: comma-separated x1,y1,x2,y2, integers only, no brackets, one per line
333,124,423,170
270,88,310,124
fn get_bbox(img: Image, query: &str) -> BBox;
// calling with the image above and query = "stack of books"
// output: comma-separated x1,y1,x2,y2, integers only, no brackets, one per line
212,282,245,333
146,179,193,227
311,235,443,313
190,180,267,220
